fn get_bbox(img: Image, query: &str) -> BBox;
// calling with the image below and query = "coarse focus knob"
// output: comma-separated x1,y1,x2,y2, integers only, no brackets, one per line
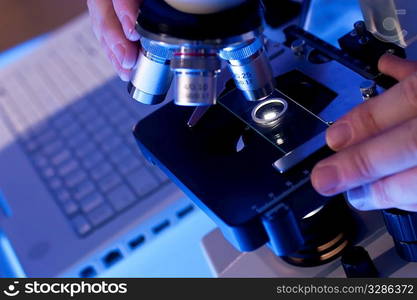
341,246,379,278
383,209,417,262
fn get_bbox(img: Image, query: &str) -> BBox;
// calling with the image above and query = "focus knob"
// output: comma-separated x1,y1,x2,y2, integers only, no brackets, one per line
341,246,379,278
383,209,417,262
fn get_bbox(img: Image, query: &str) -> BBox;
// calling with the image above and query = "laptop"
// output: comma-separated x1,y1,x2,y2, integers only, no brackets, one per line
0,14,192,277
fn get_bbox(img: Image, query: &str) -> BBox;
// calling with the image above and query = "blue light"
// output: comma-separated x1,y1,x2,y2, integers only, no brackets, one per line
0,35,47,69
0,232,26,278
305,0,363,47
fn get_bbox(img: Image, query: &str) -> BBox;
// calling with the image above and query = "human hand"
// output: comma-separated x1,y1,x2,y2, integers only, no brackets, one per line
311,54,417,212
87,0,142,81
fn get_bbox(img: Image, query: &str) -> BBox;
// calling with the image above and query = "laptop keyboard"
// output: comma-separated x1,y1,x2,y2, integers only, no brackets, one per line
18,79,169,237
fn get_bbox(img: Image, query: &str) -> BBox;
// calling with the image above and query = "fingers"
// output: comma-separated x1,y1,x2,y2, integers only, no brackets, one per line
311,117,417,196
87,0,138,80
326,70,417,151
112,0,141,41
100,40,131,81
346,166,417,212
379,54,417,81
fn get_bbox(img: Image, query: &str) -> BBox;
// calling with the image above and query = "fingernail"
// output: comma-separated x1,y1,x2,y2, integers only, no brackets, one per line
327,122,352,150
112,43,126,67
119,72,130,82
121,15,140,41
346,185,370,210
312,165,340,195
122,49,137,69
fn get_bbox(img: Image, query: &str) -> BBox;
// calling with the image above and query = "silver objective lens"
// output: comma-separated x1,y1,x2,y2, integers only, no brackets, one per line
171,48,221,106
128,37,174,105
219,37,274,101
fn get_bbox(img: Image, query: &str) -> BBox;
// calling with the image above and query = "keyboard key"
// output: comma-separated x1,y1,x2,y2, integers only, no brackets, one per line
24,140,39,152
71,215,92,236
90,161,113,181
126,167,159,197
108,146,131,165
32,153,48,168
98,173,121,193
67,131,89,149
82,151,104,169
57,160,79,177
53,111,74,129
77,107,97,124
61,122,82,138
108,109,130,125
93,126,113,143
40,140,64,157
42,167,55,178
91,92,111,105
100,100,121,116
85,115,106,133
56,189,71,203
79,192,104,213
51,150,71,166
87,203,114,226
50,178,63,190
117,154,142,175
107,185,137,211
75,141,96,158
62,200,79,216
100,135,122,153
71,180,95,201
64,169,87,188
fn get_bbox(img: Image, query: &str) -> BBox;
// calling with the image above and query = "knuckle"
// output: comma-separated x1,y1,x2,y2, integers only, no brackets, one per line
350,103,381,137
372,180,393,209
352,147,375,180
86,0,96,12
406,118,417,156
97,20,113,42
401,72,417,111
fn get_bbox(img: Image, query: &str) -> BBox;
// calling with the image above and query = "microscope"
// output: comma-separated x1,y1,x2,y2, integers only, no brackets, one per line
130,0,417,277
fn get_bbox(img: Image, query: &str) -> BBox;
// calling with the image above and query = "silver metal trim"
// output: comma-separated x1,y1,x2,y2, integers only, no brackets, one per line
251,99,288,126
273,131,327,174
